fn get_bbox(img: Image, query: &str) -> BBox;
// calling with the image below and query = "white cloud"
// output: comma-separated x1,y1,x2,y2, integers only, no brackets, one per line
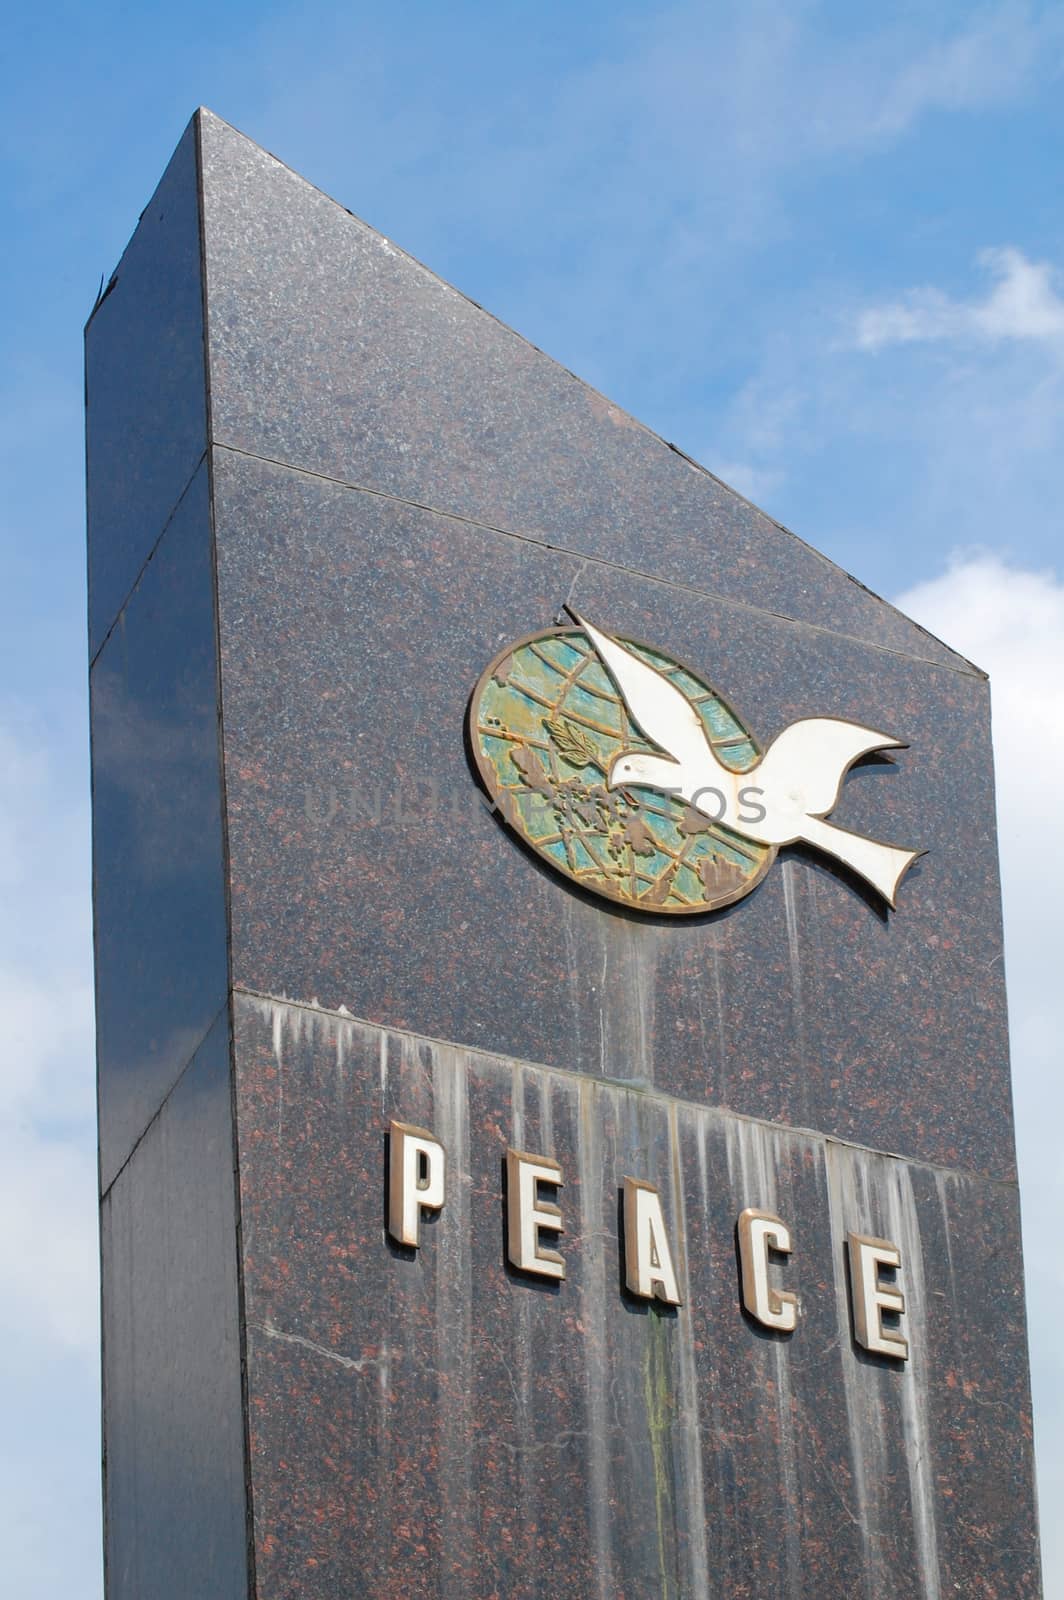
239,1,1064,395
710,459,784,506
895,554,1064,871
870,3,1060,135
895,555,1064,1587
857,247,1064,351
0,722,48,886
0,1127,98,1354
0,703,100,1594
704,248,1064,576
0,707,98,1354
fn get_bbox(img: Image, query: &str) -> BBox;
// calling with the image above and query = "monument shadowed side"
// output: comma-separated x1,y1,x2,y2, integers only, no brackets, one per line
100,1014,248,1600
87,112,249,1600
85,118,208,659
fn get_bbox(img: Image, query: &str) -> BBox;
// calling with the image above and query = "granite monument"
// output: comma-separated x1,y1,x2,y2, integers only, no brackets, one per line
86,109,1043,1598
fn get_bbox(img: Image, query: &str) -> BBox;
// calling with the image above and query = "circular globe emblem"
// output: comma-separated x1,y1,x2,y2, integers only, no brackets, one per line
469,627,776,914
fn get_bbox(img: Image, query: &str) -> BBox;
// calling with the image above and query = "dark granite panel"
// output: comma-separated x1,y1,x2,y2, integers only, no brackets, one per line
213,450,1012,1179
197,110,960,671
901,1162,1042,1596
91,463,228,1192
86,115,207,658
232,996,1042,1599
100,1011,248,1600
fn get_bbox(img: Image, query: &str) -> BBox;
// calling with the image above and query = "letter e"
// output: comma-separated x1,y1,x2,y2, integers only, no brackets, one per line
847,1233,909,1360
507,1149,565,1279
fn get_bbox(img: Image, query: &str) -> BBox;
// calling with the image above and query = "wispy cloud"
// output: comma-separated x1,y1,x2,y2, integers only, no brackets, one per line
867,3,1062,135
237,1,1064,403
709,459,784,506
0,710,96,1348
0,704,99,1593
857,248,1064,351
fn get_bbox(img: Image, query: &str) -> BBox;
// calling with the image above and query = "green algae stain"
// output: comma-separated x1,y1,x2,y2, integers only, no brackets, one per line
643,1305,677,1600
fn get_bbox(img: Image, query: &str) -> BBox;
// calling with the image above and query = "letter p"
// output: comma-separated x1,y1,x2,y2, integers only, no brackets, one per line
388,1120,446,1247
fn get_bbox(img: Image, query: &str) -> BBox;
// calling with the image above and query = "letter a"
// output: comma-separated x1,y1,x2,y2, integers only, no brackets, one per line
623,1178,681,1305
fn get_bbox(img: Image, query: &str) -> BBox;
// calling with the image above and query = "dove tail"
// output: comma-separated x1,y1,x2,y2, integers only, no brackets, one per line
797,816,922,908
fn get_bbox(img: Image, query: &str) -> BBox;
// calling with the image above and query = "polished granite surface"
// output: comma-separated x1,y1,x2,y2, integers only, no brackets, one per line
86,109,1042,1600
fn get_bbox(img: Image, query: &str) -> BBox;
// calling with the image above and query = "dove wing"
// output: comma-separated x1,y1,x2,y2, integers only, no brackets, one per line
571,612,711,767
758,717,905,817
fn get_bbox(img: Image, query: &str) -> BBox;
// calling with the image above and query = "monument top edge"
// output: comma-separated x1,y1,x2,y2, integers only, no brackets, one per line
90,104,983,680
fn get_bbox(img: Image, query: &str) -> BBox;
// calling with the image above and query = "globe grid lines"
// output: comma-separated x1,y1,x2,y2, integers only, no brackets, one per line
472,628,774,914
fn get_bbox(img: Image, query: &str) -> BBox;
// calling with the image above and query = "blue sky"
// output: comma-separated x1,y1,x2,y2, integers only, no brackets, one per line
2,2,1062,1593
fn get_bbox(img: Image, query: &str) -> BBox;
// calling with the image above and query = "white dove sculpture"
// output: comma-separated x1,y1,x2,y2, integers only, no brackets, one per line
570,611,922,908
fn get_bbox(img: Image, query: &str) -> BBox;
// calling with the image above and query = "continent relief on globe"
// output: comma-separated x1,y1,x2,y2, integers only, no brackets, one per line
470,628,776,914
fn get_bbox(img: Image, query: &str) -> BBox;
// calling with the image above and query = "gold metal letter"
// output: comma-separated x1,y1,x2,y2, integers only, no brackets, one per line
506,1148,564,1279
387,1120,445,1247
623,1178,681,1305
737,1208,798,1332
847,1233,909,1359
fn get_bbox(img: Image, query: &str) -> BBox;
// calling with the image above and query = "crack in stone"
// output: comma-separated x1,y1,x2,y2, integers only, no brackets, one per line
253,1319,389,1375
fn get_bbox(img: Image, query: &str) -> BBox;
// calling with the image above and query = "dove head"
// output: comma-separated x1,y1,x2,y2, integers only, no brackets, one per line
608,750,684,796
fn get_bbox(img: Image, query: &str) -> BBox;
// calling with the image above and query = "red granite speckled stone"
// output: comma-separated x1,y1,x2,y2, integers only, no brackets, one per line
87,108,1043,1600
